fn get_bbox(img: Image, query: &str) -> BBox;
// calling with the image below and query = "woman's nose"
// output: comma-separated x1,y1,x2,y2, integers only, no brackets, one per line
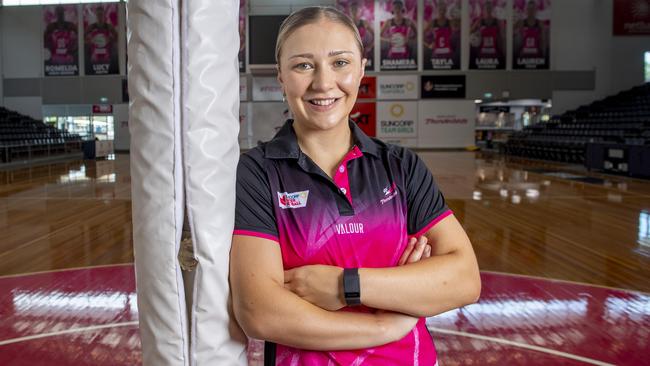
310,66,335,92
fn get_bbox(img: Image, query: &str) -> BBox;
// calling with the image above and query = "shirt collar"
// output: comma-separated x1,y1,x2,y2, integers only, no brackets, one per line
264,119,380,159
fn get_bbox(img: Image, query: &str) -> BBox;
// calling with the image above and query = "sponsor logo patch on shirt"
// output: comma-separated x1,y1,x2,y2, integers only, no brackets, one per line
380,183,398,205
278,190,309,209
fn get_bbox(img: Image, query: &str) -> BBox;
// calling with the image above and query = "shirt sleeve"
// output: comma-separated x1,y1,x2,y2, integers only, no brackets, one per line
401,148,452,237
233,152,279,242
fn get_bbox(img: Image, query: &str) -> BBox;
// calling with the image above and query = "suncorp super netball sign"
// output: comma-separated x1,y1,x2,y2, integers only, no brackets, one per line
377,75,419,100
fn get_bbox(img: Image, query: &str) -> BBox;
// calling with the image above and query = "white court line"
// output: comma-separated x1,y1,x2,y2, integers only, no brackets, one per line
428,327,615,366
482,270,650,296
0,321,139,346
0,263,133,279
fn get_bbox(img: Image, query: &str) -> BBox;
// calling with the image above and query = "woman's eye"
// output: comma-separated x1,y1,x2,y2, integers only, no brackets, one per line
295,63,313,70
334,60,349,67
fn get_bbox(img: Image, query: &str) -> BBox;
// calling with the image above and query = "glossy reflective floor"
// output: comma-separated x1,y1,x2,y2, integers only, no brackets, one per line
1,152,649,365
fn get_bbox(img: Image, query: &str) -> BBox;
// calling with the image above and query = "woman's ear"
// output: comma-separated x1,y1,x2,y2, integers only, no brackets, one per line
360,58,367,78
276,64,284,87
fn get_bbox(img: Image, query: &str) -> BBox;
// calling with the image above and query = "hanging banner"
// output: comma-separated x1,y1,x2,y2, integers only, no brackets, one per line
358,76,377,99
43,5,79,76
423,0,461,70
377,101,418,147
239,103,253,149
377,75,418,100
83,4,119,75
240,75,248,101
613,0,650,35
337,0,375,70
250,103,290,143
350,102,377,137
418,100,475,148
469,0,506,70
252,76,283,101
239,0,247,72
513,0,551,70
379,0,418,70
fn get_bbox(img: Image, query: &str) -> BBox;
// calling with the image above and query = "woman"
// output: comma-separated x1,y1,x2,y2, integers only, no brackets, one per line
379,0,417,60
469,0,505,69
230,6,480,365
513,0,547,63
348,1,374,68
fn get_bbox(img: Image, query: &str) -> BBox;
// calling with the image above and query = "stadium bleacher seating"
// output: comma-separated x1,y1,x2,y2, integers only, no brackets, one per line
505,83,650,171
0,107,83,163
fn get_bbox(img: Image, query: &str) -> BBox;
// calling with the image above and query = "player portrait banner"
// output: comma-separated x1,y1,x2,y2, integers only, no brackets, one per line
83,4,119,75
239,0,246,72
469,0,506,70
379,0,418,70
423,0,461,70
337,0,375,70
513,0,551,70
43,5,79,76
613,0,650,35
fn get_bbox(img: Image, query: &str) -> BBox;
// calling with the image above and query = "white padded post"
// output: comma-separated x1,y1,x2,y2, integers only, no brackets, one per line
181,0,247,364
127,1,188,365
128,0,245,364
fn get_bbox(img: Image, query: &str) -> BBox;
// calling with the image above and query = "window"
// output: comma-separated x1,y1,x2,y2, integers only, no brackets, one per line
645,52,650,83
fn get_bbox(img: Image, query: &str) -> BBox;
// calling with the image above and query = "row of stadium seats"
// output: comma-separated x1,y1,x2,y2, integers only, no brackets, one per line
0,107,82,163
505,83,650,164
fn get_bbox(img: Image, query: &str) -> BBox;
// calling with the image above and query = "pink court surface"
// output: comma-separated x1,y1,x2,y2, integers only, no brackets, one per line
0,264,648,365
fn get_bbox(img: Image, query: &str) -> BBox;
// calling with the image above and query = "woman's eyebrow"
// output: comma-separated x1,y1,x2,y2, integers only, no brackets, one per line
288,50,354,59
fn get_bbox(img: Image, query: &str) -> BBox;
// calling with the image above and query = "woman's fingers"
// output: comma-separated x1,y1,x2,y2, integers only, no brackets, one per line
406,236,428,264
398,237,417,266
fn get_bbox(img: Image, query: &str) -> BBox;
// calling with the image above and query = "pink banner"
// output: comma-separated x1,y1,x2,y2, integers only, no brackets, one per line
379,0,418,70
423,0,461,70
239,0,246,72
469,0,506,70
43,5,79,76
83,4,119,75
337,0,375,71
513,0,551,70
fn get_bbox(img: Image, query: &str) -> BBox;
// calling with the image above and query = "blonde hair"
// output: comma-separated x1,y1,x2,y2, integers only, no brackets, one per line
275,6,364,65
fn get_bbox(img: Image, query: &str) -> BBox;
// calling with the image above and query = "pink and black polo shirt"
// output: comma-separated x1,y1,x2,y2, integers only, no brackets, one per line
234,119,452,366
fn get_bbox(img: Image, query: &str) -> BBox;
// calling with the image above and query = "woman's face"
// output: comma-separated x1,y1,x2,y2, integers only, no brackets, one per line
278,19,366,132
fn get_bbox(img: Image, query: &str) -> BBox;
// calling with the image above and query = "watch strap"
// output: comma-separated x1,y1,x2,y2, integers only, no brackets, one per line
343,268,361,306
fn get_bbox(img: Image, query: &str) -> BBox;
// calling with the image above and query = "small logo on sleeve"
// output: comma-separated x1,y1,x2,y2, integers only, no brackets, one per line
380,183,398,205
278,190,309,209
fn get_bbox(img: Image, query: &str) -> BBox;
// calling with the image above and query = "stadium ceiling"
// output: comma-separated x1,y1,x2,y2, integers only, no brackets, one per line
2,0,123,6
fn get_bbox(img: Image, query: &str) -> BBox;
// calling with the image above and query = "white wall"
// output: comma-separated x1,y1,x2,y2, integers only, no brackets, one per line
1,6,42,78
551,0,650,115
3,97,43,119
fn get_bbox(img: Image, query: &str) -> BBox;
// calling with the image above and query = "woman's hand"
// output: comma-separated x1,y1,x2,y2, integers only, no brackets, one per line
284,236,431,310
284,264,346,311
397,236,431,266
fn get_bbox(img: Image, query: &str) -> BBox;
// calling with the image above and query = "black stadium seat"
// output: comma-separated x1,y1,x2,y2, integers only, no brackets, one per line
0,108,82,163
505,83,650,166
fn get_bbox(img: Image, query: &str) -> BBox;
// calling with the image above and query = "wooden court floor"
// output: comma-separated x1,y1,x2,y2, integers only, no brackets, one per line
1,151,649,293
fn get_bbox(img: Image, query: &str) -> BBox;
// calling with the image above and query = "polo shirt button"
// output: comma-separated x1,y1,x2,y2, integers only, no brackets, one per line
340,187,347,194
339,166,345,173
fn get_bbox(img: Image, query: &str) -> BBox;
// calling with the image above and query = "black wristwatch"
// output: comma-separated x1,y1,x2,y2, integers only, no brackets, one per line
343,268,361,306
